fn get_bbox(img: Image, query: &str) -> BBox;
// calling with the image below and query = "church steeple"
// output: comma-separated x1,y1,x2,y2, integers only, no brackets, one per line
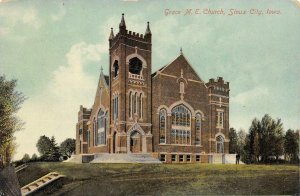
119,13,126,29
145,21,151,35
144,21,152,40
109,28,114,40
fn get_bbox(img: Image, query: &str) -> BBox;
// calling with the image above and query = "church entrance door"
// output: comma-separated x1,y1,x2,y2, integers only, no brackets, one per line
130,131,141,153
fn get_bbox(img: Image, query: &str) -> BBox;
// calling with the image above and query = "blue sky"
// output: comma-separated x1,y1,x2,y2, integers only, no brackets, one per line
0,0,299,159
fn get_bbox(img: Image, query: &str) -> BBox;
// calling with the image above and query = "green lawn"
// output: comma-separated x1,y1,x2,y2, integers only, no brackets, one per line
17,162,299,195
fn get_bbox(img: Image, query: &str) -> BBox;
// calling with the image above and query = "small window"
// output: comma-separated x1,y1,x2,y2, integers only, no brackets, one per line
196,155,201,162
216,111,224,128
113,60,119,78
179,155,184,162
180,82,184,93
160,154,166,162
171,154,176,162
186,155,191,162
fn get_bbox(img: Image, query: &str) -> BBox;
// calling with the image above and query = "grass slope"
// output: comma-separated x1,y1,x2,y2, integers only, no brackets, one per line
17,162,299,195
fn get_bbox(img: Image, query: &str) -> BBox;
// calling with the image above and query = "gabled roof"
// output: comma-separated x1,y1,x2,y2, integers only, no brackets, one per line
152,54,204,83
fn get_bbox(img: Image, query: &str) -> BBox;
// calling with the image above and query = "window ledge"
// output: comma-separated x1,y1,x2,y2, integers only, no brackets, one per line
159,144,193,147
95,144,107,147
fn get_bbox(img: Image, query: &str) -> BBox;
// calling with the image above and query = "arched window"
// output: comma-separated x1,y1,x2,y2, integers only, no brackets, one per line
216,110,224,128
159,109,166,144
180,82,184,94
171,105,191,145
129,57,143,75
113,94,119,120
171,105,190,127
134,92,138,114
112,96,115,120
139,93,143,119
195,113,201,145
216,135,224,153
93,118,96,146
113,60,119,78
116,95,118,119
105,112,108,144
97,109,105,145
129,92,132,118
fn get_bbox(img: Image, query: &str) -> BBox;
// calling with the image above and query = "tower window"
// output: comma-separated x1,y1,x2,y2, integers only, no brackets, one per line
129,57,142,75
216,111,224,128
113,60,119,77
216,135,224,153
134,92,138,114
129,92,133,118
139,93,143,119
195,113,201,145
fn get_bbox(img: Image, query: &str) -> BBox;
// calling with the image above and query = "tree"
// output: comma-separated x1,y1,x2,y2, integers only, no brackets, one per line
31,153,38,161
36,135,61,161
36,135,52,156
22,153,30,163
272,119,284,161
229,128,238,153
60,138,76,158
0,75,25,166
260,115,284,162
245,118,260,163
245,114,285,163
284,129,299,162
236,129,247,162
44,136,61,161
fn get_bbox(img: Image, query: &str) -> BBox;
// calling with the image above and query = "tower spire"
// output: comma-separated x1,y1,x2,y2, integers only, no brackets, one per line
119,13,126,29
180,47,183,55
109,28,114,40
145,21,151,35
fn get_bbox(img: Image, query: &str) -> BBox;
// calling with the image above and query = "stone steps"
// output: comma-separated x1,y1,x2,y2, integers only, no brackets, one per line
21,172,65,195
91,153,161,164
15,164,28,173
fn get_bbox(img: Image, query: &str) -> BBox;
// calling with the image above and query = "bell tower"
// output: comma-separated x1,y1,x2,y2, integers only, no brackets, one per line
109,14,152,154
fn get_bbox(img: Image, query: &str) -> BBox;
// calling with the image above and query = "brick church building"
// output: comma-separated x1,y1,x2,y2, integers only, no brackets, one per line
75,14,230,163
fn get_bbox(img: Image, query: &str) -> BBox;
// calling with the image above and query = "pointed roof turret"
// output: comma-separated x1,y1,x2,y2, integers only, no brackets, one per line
145,21,151,35
109,28,114,40
119,13,126,29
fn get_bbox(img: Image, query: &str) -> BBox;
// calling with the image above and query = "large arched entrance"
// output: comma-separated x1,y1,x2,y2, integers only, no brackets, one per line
127,123,147,153
130,131,142,153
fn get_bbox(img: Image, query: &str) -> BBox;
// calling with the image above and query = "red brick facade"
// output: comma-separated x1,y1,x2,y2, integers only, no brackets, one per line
76,14,230,163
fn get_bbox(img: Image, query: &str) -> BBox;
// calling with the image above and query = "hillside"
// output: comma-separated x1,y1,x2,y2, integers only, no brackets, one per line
17,162,299,195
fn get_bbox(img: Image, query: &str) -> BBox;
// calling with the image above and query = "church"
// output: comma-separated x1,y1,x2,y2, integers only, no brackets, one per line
75,14,230,163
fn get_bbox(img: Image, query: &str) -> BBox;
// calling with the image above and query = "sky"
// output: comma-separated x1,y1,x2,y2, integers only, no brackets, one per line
0,0,299,160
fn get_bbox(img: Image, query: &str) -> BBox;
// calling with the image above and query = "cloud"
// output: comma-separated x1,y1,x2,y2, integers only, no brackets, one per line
0,6,41,29
231,86,269,106
15,42,107,159
51,3,66,21
21,7,40,29
0,6,41,42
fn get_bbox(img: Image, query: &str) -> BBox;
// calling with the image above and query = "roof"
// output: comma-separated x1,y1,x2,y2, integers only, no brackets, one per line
151,54,204,83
